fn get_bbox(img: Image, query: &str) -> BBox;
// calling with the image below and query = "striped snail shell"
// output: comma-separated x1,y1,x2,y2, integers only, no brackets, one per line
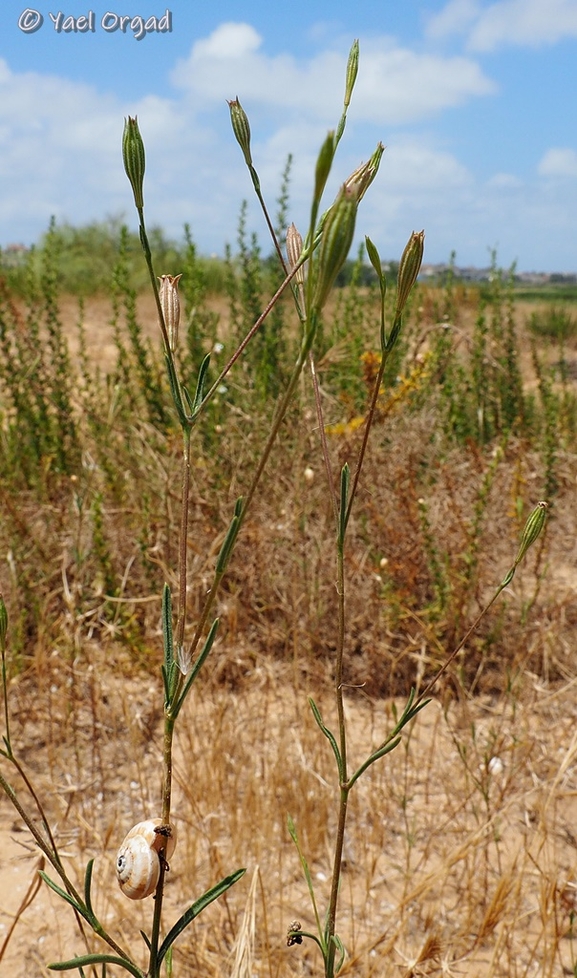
116,818,177,900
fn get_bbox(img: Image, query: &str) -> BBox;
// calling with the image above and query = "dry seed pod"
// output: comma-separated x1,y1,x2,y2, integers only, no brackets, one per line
116,818,177,900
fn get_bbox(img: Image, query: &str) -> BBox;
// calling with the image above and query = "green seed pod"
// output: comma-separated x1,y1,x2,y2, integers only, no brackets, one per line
344,39,359,108
228,98,252,167
312,185,357,312
122,116,145,209
395,230,425,316
514,501,548,566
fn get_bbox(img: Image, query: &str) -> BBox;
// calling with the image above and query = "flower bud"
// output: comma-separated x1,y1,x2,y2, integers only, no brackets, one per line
395,230,425,315
122,116,145,209
312,185,357,312
344,143,384,205
158,274,182,354
344,40,360,108
227,98,252,167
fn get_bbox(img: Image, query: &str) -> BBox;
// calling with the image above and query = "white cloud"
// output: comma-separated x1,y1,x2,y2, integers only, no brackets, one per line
487,172,523,187
171,23,496,125
0,57,206,242
0,28,574,270
426,0,482,39
428,0,577,50
538,148,577,178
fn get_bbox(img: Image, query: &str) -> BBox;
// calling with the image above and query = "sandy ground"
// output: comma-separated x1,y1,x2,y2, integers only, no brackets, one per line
2,670,577,977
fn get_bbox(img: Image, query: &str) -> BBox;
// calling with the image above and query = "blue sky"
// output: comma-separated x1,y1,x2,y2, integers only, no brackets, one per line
1,0,577,270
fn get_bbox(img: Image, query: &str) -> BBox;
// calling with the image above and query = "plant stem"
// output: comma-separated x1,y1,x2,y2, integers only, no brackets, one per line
137,209,171,354
0,770,131,962
175,429,191,649
309,350,338,522
196,261,302,419
1,646,11,753
148,857,168,978
326,538,349,978
415,585,505,707
346,350,388,528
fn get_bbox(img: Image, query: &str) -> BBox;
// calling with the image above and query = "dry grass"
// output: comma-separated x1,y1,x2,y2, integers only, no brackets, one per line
0,286,576,975
2,658,577,976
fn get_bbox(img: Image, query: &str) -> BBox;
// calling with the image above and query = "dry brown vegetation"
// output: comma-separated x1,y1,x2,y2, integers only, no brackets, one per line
0,283,576,977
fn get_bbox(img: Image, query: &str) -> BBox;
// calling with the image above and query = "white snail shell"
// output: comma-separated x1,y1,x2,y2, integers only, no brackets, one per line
116,818,177,900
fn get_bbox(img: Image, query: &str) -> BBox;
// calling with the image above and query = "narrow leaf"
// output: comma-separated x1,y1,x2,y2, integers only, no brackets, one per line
385,312,403,353
332,933,346,973
287,815,324,946
48,955,143,977
365,236,383,284
164,352,188,426
181,384,194,416
83,859,95,921
161,664,170,705
192,353,211,413
348,735,403,789
39,872,88,921
339,464,349,544
157,869,246,965
309,698,343,778
172,618,220,719
162,584,174,671
216,497,244,575
365,237,387,351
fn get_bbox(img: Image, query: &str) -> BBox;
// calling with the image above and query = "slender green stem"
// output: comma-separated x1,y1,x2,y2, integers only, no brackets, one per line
148,856,168,978
137,208,170,354
1,645,11,754
325,538,349,978
345,350,388,528
175,430,191,649
309,350,338,523
161,716,176,825
152,432,191,973
0,770,131,962
195,261,303,420
0,770,80,898
252,179,288,276
414,585,505,708
7,754,62,869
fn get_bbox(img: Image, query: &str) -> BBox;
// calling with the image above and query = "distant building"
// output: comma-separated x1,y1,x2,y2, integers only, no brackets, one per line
418,263,577,285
